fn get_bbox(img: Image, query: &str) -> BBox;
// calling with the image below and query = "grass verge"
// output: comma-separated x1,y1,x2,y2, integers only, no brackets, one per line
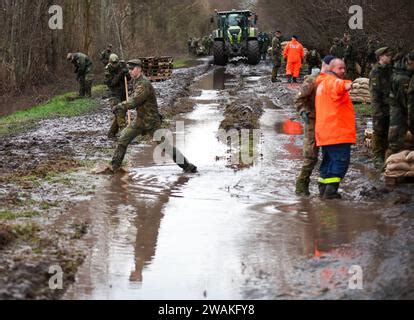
173,57,197,69
354,103,373,117
0,85,106,137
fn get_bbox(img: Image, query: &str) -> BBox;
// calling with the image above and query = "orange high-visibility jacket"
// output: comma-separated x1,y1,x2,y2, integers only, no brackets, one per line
283,39,304,63
315,73,356,147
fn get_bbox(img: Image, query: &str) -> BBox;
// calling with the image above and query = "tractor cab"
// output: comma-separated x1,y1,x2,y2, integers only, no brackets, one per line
211,10,260,66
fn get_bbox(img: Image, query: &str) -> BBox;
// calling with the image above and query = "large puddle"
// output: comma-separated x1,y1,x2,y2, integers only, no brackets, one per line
64,67,393,300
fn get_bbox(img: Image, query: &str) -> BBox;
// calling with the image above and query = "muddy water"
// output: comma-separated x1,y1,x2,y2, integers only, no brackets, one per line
65,67,393,300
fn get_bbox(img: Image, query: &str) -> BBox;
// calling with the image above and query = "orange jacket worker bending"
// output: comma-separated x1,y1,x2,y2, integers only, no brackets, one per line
283,35,304,83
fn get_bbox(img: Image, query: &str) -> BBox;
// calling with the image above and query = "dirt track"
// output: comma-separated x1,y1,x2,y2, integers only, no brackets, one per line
1,58,413,300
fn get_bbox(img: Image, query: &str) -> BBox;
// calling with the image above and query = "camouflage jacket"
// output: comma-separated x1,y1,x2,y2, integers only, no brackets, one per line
409,75,414,111
295,74,317,118
390,56,412,104
369,63,392,108
272,36,282,58
72,52,93,77
329,44,344,59
344,42,357,64
100,49,111,65
104,61,130,98
127,75,162,131
306,50,321,67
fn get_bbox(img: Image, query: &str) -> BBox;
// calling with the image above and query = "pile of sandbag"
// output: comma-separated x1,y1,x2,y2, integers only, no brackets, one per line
385,150,414,178
350,77,371,104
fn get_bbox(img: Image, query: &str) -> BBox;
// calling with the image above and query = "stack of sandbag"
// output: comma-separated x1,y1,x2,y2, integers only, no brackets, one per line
385,150,414,178
350,77,371,104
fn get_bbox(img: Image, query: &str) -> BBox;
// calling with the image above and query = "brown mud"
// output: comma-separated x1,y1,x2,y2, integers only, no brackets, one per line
0,58,413,300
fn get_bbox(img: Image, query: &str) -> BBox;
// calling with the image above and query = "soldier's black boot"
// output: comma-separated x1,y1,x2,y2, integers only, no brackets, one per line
182,162,198,173
323,183,342,200
318,183,326,198
287,76,293,83
293,77,298,83
170,146,198,173
111,145,127,172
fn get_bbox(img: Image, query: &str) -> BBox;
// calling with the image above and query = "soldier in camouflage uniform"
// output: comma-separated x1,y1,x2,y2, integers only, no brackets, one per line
188,38,193,54
100,44,113,66
258,32,270,60
364,38,379,77
295,55,335,196
385,51,414,159
369,47,393,168
343,33,358,80
329,38,344,60
105,53,131,138
271,30,283,82
67,52,94,97
305,49,321,75
111,59,197,173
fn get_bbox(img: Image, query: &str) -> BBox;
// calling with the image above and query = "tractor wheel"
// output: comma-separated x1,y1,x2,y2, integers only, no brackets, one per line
213,41,227,66
246,40,260,65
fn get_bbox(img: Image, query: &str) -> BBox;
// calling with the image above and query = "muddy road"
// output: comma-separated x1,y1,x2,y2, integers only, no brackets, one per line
1,59,414,300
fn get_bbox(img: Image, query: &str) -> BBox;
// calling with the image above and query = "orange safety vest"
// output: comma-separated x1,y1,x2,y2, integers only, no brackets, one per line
315,73,356,147
283,39,304,63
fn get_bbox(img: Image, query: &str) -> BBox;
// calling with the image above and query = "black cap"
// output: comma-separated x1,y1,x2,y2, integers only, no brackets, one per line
292,35,298,40
322,55,336,65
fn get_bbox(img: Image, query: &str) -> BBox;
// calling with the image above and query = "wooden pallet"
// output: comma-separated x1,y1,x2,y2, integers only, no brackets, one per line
138,56,174,82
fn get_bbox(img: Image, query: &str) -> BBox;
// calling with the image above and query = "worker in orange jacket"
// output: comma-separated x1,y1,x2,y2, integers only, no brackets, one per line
283,35,304,83
315,58,355,199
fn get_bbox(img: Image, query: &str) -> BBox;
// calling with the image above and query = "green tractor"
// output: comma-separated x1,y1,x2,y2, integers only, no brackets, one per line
211,9,260,66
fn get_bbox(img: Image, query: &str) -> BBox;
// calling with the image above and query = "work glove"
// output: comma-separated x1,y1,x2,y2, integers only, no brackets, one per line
112,101,129,114
300,111,309,124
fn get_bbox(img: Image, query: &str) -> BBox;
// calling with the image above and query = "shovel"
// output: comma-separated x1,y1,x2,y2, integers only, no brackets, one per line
125,76,131,126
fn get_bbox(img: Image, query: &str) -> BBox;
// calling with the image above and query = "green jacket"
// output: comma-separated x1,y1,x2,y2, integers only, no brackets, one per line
306,50,321,67
329,44,344,59
390,56,412,105
370,63,392,109
72,52,93,80
104,61,130,100
126,75,162,131
272,36,282,58
100,49,112,65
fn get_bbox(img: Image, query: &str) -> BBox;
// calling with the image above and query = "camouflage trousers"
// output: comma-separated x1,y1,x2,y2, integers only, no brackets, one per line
78,74,93,97
111,120,192,171
388,76,413,154
108,97,127,138
372,104,390,162
295,119,319,194
272,57,282,81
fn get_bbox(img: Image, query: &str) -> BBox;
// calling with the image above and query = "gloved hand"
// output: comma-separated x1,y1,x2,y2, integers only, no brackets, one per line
112,101,129,114
300,111,309,124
